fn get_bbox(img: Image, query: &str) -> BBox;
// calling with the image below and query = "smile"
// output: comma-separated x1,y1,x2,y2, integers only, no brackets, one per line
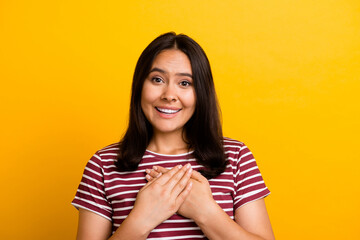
155,107,181,114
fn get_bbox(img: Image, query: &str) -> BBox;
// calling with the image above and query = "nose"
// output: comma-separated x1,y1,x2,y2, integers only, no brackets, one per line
161,84,178,102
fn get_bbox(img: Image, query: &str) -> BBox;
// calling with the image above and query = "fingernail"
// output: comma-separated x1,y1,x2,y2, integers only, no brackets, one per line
145,169,150,174
186,163,191,169
158,172,162,177
153,166,158,171
178,165,183,169
188,168,192,175
145,174,151,180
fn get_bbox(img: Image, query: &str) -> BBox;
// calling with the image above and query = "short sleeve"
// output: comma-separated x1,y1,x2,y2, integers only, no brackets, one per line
71,152,112,221
233,144,270,210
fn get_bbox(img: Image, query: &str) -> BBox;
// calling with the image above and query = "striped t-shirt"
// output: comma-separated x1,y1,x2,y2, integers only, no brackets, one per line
72,137,270,239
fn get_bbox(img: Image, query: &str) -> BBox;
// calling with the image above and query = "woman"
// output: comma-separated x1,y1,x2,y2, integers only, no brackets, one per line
72,32,275,240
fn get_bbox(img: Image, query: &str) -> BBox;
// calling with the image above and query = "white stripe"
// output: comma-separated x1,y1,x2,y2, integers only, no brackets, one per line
71,203,112,221
108,190,139,199
225,150,239,154
223,139,242,144
105,176,145,183
82,174,104,186
147,235,205,239
106,183,145,191
239,166,258,176
215,199,233,204
113,205,134,211
234,187,268,204
223,144,242,149
76,189,105,201
100,159,115,163
85,166,102,178
151,227,200,233
93,154,101,161
111,198,136,204
99,147,119,152
240,159,255,167
239,152,252,160
235,173,262,186
88,159,101,169
212,192,231,196
102,164,116,169
113,215,127,220
80,182,105,195
138,158,197,167
227,156,241,162
238,181,264,191
100,153,118,156
209,178,234,183
146,150,194,157
104,169,145,175
163,219,195,223
237,192,271,208
73,196,112,211
222,208,233,212
211,185,234,191
99,143,119,152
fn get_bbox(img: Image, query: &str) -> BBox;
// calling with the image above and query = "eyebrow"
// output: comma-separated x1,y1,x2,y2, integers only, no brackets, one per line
149,67,193,78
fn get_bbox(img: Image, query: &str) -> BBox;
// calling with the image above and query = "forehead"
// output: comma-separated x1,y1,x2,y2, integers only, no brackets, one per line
151,49,192,74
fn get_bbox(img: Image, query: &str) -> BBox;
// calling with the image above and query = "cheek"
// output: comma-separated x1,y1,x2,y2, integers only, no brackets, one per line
182,90,196,110
141,84,153,107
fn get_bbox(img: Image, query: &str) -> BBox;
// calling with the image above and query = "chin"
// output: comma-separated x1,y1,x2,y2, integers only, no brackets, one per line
154,126,182,134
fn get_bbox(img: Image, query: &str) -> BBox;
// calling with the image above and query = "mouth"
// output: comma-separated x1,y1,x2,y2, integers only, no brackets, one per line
155,107,181,114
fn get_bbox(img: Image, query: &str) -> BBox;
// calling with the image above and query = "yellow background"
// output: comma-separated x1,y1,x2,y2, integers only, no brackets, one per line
1,0,359,239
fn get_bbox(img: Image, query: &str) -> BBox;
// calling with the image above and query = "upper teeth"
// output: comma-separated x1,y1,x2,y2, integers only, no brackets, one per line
157,107,180,114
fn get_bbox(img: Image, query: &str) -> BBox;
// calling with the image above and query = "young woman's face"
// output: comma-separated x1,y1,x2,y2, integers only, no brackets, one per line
141,49,196,136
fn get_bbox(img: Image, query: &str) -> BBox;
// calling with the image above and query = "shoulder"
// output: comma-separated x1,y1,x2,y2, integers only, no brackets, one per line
96,142,120,156
222,137,247,150
89,142,120,165
222,137,253,163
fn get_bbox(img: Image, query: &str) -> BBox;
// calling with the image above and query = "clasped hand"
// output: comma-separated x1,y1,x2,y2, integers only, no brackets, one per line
129,163,193,231
144,165,217,221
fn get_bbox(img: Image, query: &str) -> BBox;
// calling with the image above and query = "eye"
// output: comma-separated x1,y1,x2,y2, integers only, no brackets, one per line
180,80,192,87
151,77,164,84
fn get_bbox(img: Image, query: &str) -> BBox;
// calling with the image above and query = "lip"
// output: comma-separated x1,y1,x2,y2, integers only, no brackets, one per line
155,106,182,119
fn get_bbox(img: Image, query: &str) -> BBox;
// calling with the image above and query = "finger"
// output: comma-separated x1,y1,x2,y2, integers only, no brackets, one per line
175,180,193,207
146,169,161,179
140,175,160,191
172,167,192,195
153,166,170,174
145,174,154,182
154,165,182,185
166,163,191,191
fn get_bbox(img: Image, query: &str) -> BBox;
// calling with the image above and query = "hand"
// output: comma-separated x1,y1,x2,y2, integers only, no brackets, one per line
131,164,193,232
145,166,218,221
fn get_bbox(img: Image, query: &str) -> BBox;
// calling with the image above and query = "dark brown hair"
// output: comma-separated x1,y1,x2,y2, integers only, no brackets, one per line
116,32,226,179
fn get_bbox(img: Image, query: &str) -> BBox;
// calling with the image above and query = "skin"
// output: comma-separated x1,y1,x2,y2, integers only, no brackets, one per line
76,49,275,239
141,49,196,154
146,167,275,240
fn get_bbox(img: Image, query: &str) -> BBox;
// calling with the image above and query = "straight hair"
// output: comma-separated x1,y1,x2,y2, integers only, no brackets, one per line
116,32,226,179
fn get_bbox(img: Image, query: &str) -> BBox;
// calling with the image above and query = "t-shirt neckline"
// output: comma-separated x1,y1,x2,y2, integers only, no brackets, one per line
145,149,194,157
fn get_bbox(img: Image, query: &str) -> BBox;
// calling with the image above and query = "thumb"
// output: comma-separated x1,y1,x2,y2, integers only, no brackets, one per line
190,170,205,182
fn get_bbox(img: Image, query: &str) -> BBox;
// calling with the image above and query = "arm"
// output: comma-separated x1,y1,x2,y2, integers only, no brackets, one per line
193,198,275,240
147,167,275,240
76,164,193,240
76,208,153,240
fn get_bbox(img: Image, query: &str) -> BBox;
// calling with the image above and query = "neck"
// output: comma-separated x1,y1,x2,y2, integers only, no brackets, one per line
147,130,190,155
